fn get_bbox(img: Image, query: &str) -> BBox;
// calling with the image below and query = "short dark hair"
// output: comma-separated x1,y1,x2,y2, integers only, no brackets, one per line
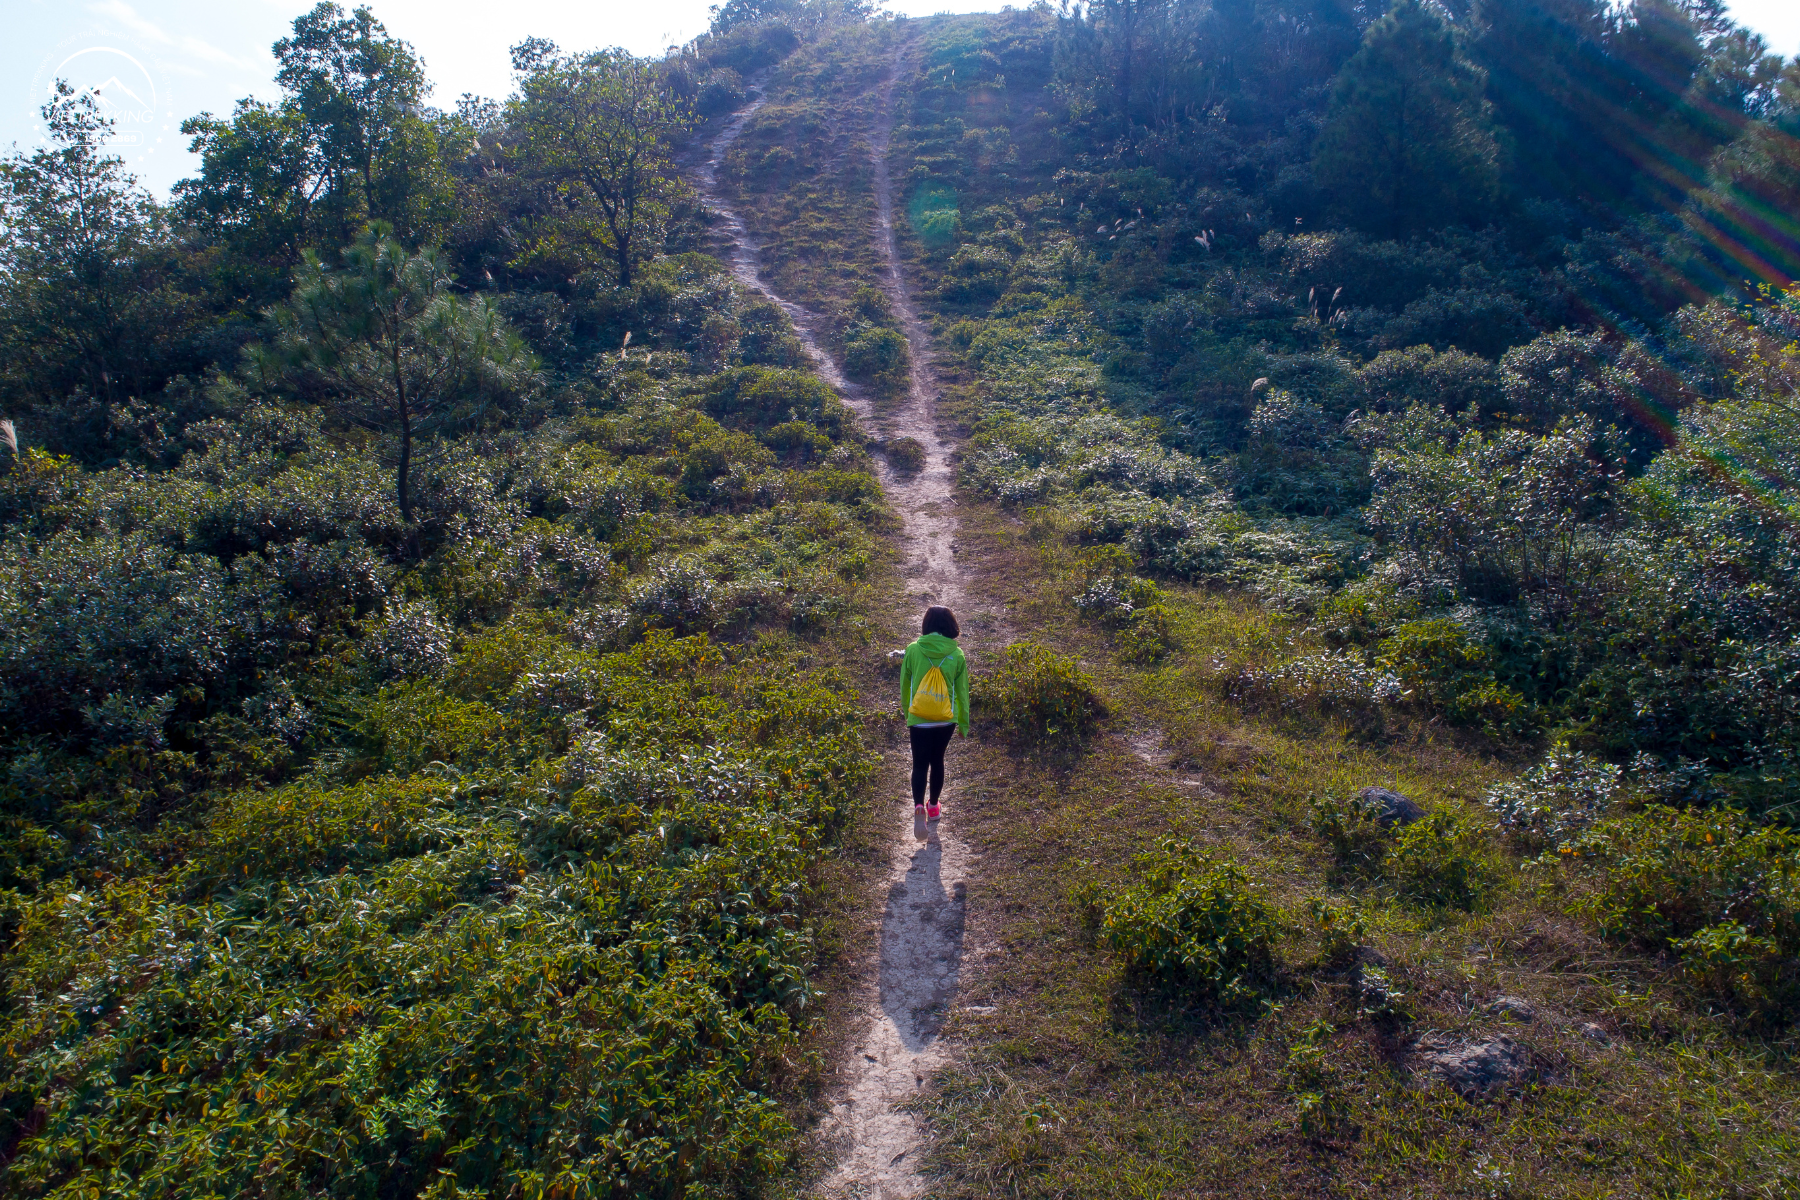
921,605,959,638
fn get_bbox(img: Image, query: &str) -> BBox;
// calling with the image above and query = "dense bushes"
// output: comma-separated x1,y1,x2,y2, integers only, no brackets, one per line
897,5,1800,803
892,18,1800,1073
842,325,910,393
963,408,1355,608
0,530,231,738
0,218,884,1193
700,365,850,438
883,436,925,472
1561,808,1800,1021
0,632,878,1196
1088,840,1283,1004
0,379,877,802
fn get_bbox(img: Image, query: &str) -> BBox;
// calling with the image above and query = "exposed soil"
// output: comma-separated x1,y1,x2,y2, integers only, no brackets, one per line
696,44,988,1200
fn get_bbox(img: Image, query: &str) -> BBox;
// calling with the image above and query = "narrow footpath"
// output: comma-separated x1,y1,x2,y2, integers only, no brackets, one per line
695,45,985,1200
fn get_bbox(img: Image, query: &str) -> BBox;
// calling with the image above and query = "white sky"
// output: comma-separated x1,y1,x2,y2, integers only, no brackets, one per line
3,0,1797,197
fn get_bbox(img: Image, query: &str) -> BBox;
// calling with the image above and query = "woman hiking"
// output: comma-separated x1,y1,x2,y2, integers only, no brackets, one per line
899,605,970,825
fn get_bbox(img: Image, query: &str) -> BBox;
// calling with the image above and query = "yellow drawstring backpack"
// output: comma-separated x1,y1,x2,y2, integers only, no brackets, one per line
909,651,956,722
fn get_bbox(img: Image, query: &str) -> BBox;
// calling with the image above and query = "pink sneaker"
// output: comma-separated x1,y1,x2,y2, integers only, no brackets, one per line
927,803,941,822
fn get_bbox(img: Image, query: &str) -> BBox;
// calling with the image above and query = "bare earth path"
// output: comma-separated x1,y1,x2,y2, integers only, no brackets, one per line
695,45,984,1200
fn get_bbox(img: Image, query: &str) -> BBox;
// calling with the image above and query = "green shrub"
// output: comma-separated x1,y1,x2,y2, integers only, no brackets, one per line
907,181,960,248
1099,839,1283,1003
1312,591,1387,649
1069,557,1176,664
0,530,232,738
843,325,910,390
700,366,848,437
1385,810,1496,910
1308,791,1393,876
977,641,1106,748
1227,651,1404,716
760,419,833,461
1375,618,1536,735
1563,807,1800,1019
356,683,511,774
1071,572,1165,629
1115,604,1175,665
1485,741,1621,850
1303,896,1368,967
0,448,88,535
1310,794,1494,909
1445,677,1536,736
939,245,1011,301
1283,1018,1350,1139
1375,618,1487,694
885,436,926,472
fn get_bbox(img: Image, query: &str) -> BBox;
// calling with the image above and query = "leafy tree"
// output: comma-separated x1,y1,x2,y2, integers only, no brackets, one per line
1055,0,1366,150
260,228,536,523
273,2,464,244
177,101,325,295
710,0,804,33
177,2,467,283
1608,0,1707,119
1313,0,1501,234
1470,0,1771,220
1060,0,1170,139
0,84,205,419
1056,0,1233,144
509,43,696,286
709,0,875,36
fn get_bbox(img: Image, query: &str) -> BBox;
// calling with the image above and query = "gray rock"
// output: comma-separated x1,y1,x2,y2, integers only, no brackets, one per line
1488,996,1537,1022
1577,1022,1609,1044
1359,786,1425,826
1417,1035,1532,1098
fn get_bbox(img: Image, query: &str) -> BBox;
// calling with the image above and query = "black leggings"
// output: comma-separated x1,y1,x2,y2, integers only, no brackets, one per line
909,723,956,805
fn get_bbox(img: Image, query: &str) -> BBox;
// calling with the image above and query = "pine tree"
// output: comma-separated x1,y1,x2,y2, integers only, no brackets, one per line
259,228,536,525
1313,0,1501,235
1471,0,1622,207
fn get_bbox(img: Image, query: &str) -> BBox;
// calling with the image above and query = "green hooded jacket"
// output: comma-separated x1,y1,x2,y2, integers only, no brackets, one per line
899,632,970,736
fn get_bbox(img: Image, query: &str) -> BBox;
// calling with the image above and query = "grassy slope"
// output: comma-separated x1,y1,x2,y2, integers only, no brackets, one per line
917,507,1800,1197
713,22,899,360
733,12,1800,1198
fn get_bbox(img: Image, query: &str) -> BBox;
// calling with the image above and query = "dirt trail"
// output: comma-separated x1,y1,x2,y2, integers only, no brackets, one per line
694,83,854,398
696,46,980,1200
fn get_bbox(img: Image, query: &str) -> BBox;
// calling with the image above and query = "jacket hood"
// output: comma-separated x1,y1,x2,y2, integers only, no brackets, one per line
914,632,959,653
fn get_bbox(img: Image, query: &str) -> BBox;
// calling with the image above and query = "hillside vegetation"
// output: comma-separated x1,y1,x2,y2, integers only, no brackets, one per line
3,0,1800,1195
0,8,893,1195
721,2,1800,1195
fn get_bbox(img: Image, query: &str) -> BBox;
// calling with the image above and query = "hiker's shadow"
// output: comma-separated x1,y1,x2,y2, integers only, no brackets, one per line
880,833,967,1052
